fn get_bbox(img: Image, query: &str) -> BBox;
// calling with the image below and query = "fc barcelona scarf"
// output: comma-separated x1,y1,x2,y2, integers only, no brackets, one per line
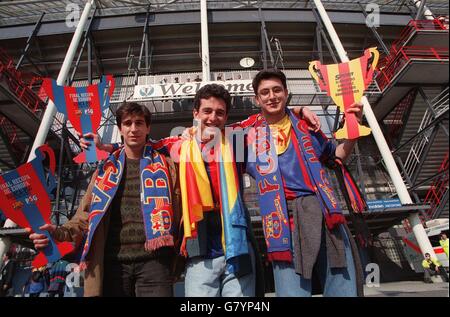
79,145,174,269
179,135,249,272
249,108,346,262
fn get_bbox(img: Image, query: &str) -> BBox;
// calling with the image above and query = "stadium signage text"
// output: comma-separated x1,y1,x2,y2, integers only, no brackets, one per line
132,80,254,100
366,198,402,211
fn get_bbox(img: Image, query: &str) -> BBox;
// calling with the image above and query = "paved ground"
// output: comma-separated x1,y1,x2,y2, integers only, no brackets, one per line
363,280,449,297
264,280,449,297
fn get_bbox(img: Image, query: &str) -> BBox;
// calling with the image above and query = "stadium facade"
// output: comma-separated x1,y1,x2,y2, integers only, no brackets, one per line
0,0,448,295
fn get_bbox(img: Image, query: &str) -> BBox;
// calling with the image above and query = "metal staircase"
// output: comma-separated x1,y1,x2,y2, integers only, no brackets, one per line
374,19,448,120
383,88,418,148
0,115,29,170
400,87,449,186
371,18,449,226
424,152,449,219
0,48,62,171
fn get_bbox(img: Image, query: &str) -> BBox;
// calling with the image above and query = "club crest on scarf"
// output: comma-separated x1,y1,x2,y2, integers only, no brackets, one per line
262,195,288,247
0,145,74,268
42,75,115,163
151,206,172,234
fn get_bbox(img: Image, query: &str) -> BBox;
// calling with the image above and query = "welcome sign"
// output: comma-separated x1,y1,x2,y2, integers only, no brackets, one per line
132,80,254,100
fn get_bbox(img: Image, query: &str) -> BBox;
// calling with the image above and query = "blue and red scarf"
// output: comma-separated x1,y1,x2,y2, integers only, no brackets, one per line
332,157,370,248
79,145,174,269
248,109,347,262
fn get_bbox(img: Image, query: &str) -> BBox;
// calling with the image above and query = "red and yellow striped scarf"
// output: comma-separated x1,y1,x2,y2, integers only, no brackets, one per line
179,133,249,268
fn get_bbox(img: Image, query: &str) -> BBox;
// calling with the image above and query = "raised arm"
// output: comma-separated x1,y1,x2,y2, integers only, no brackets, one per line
79,132,182,159
334,102,364,162
227,106,321,131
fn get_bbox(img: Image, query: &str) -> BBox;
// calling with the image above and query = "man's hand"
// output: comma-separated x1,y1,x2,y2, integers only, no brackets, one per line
181,127,195,140
335,102,365,162
346,102,364,124
77,132,103,151
302,106,321,132
25,224,57,251
292,106,321,132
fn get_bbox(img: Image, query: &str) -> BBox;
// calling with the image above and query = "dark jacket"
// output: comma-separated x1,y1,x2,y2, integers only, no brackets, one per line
0,260,16,293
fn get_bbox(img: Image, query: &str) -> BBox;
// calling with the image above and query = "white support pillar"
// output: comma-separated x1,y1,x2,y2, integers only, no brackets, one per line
200,0,211,81
312,0,436,259
0,0,96,268
29,0,96,161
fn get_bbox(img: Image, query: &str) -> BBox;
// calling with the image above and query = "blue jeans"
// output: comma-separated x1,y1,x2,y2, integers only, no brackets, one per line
184,244,255,297
272,225,357,297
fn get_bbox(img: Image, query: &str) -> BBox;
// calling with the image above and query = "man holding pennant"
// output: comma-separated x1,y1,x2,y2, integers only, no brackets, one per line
29,102,180,297
235,69,367,297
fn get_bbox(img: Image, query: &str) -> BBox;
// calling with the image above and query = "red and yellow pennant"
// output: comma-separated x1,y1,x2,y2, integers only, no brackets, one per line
309,47,379,140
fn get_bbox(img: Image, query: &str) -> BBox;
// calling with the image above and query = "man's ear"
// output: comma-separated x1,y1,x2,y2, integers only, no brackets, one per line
254,96,260,107
145,124,151,140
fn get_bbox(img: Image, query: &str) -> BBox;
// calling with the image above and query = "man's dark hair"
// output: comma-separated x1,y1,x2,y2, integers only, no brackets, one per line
193,84,232,114
425,253,430,256
115,102,152,129
252,68,288,95
5,251,12,258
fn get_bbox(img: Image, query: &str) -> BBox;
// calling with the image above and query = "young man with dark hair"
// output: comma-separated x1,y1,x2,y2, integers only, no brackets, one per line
177,84,256,296
151,84,319,297
235,68,367,297
28,102,180,297
193,83,232,112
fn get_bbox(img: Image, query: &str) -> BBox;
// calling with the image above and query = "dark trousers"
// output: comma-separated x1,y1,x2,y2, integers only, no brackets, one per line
48,290,65,297
103,257,173,297
0,286,12,297
424,267,449,282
